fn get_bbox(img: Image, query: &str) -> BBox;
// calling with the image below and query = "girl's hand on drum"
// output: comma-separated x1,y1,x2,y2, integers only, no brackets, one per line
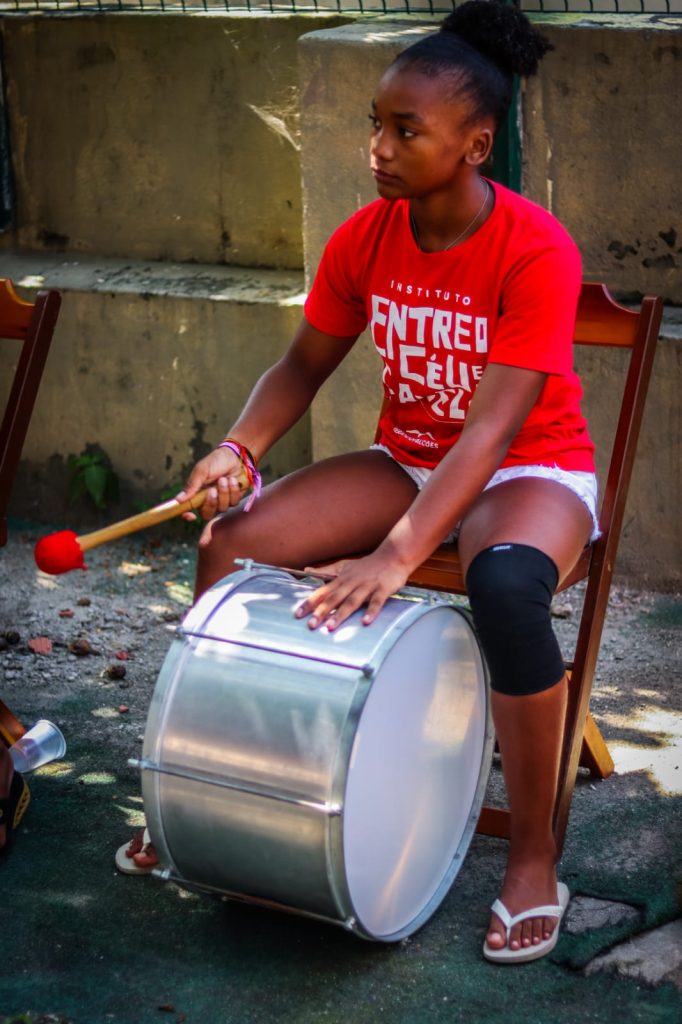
176,448,245,522
296,552,409,631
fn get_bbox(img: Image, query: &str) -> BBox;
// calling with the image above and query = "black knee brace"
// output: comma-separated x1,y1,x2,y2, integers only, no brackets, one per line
465,543,565,696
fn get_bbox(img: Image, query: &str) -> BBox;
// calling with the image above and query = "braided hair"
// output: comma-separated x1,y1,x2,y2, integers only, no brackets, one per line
392,0,553,131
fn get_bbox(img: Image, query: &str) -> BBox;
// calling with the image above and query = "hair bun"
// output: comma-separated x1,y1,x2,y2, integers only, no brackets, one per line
441,0,553,78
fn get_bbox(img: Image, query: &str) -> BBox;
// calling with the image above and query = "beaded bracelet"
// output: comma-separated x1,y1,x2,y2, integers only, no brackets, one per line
217,438,262,511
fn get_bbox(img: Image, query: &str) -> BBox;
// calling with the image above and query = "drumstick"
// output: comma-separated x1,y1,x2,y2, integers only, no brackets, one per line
34,468,250,576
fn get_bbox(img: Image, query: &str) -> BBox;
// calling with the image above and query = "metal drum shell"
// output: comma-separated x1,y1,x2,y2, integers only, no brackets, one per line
140,566,492,941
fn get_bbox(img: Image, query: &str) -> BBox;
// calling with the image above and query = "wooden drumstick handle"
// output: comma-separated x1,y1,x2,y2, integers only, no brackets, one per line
78,466,250,553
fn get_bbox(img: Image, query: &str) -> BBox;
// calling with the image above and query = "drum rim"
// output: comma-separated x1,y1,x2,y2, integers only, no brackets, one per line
328,603,493,942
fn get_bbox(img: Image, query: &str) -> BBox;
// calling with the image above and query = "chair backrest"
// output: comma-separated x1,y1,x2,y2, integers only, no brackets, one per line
554,283,662,843
0,278,61,546
574,283,662,561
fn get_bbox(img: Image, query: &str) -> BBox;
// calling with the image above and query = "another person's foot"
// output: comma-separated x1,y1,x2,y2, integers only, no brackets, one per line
115,827,159,875
483,860,569,963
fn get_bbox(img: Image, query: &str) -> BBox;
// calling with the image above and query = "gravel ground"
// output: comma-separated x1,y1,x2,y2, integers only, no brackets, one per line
2,521,679,788
1,525,200,771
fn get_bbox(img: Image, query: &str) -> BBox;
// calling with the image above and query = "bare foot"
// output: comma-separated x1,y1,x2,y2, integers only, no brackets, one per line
485,857,560,952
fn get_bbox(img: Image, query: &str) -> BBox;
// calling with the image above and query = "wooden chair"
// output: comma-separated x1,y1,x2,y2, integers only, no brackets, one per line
0,277,61,745
394,282,662,853
0,278,61,548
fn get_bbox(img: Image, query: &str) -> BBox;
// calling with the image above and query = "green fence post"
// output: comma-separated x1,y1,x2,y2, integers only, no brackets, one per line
489,0,522,192
490,74,521,193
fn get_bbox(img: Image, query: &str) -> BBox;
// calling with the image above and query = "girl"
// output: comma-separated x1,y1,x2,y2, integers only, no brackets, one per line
125,1,598,964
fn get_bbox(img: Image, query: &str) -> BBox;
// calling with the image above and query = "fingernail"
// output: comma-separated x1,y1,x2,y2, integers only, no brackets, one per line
327,619,336,631
308,617,318,630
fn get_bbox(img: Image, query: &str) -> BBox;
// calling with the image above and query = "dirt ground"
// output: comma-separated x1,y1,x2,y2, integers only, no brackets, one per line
1,526,199,765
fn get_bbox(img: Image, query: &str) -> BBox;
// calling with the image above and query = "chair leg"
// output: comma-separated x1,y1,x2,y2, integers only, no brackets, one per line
476,806,511,839
579,710,615,779
475,710,612,841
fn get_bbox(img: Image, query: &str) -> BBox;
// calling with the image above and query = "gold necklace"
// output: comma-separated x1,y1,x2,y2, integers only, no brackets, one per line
410,180,490,253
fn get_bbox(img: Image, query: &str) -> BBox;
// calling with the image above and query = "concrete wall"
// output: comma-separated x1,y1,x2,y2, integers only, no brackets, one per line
523,14,681,307
0,12,679,586
0,12,352,269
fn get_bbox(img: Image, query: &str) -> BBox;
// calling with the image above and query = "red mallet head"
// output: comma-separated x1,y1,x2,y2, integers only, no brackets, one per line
34,531,86,575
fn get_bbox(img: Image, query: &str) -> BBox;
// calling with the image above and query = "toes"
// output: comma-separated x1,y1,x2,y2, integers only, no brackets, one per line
507,922,531,949
522,920,534,948
494,915,556,951
485,914,507,950
485,928,506,950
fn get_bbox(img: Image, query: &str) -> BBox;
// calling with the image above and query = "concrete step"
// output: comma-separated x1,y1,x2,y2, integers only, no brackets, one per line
0,252,307,525
0,251,305,305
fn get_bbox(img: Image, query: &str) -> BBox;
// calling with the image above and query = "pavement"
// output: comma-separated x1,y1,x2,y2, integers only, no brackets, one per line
0,519,680,1024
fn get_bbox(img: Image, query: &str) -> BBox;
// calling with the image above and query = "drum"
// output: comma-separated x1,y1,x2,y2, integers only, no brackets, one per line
137,563,492,942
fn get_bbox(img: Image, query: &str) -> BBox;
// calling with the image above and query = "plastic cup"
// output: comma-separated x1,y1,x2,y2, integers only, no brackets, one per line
9,719,67,774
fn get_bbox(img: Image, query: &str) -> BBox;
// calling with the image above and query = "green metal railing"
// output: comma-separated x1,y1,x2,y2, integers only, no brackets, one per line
0,0,677,12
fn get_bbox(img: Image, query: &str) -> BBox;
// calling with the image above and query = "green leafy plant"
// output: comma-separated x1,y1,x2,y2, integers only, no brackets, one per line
68,445,119,511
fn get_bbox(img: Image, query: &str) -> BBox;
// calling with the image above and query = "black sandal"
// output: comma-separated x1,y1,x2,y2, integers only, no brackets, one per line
0,770,30,857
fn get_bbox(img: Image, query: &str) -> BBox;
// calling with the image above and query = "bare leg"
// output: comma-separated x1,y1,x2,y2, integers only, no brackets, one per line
195,450,419,600
458,478,593,953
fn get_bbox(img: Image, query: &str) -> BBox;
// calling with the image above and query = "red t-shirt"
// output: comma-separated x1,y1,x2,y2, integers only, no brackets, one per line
304,181,595,472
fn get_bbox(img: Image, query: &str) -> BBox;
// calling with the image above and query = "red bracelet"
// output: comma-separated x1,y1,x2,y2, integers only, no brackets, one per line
217,438,262,511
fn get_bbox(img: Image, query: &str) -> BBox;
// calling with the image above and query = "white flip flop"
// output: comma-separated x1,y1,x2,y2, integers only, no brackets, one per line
483,882,570,964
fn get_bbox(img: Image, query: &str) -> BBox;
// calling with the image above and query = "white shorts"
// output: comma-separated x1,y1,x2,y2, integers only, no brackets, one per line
370,443,601,544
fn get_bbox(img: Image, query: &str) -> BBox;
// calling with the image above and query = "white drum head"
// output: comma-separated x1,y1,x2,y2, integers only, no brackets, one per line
342,605,488,939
